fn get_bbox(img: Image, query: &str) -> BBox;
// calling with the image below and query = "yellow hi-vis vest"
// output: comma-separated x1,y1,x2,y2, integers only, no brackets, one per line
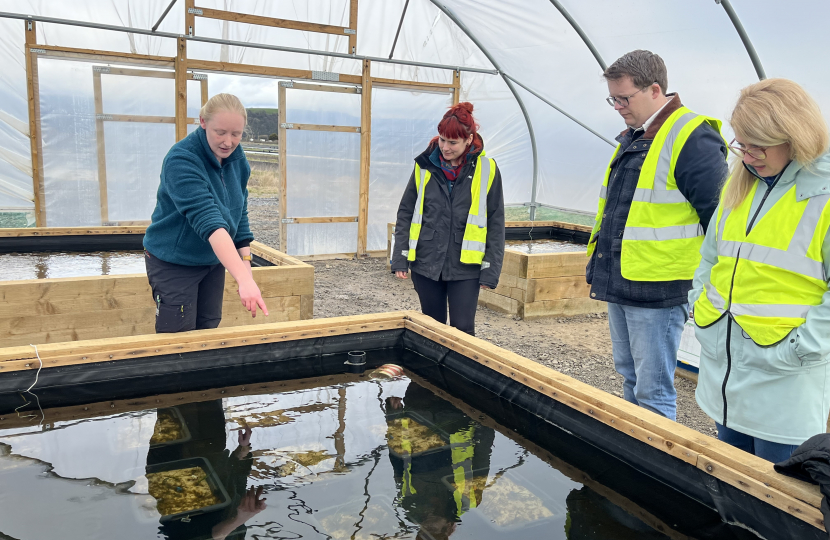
450,426,478,516
398,417,417,497
587,107,724,281
694,180,830,346
405,153,496,266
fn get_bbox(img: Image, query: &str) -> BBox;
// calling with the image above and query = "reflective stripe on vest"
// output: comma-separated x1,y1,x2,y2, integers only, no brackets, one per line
450,427,477,516
587,107,724,282
399,418,417,497
404,154,495,265
694,180,830,345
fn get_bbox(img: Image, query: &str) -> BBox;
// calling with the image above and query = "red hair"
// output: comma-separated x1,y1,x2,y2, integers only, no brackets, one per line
437,102,478,141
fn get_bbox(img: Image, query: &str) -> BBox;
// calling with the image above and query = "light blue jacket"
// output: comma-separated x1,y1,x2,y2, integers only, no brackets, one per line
690,152,830,445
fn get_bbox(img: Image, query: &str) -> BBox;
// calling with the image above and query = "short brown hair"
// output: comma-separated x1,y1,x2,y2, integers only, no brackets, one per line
603,50,668,94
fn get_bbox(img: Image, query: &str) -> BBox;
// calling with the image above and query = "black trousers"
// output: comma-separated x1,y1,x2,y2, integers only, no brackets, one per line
411,271,481,335
144,250,225,333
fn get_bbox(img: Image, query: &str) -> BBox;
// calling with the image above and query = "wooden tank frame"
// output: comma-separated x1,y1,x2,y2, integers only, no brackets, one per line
0,226,314,346
0,310,823,538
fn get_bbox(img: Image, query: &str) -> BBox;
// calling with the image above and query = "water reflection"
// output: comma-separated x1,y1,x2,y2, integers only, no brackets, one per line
0,374,696,539
504,239,585,254
0,251,146,280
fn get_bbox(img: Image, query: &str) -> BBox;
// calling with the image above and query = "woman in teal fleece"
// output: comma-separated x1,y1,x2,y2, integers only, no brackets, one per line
143,93,268,333
690,79,830,462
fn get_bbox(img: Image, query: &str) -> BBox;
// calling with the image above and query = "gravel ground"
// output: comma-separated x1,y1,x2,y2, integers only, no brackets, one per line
248,196,717,437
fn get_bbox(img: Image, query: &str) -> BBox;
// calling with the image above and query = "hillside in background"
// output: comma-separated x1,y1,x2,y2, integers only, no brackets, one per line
246,108,280,140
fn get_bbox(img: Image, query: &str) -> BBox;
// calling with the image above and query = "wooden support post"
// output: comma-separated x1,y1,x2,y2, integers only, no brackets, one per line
175,37,188,141
357,59,371,257
92,72,109,225
452,69,461,105
348,0,359,54
200,78,208,106
185,0,196,36
24,21,46,227
278,84,288,253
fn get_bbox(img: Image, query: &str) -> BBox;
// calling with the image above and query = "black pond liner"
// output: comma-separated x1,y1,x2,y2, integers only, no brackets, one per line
0,327,821,540
504,224,590,244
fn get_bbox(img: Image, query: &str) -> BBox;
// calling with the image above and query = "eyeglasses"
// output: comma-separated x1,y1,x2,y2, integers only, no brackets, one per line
727,138,767,160
605,85,653,108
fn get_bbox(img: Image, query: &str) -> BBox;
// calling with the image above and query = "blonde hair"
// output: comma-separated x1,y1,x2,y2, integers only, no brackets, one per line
199,93,247,124
722,78,829,209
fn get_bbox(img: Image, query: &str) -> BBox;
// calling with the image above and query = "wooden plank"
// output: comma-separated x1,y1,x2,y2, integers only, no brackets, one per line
107,220,151,226
477,288,519,316
285,216,358,224
101,114,198,124
250,241,309,267
357,59,371,257
92,71,109,225
500,250,528,278
200,78,208,106
348,0,358,54
285,123,360,133
187,59,362,85
185,0,196,36
219,295,300,326
526,275,591,303
300,294,314,319
195,6,351,36
95,67,175,79
452,70,461,105
371,78,454,94
0,315,409,369
521,297,607,320
402,312,825,515
525,251,589,279
280,82,359,94
278,84,287,253
0,226,147,237
489,281,525,303
31,45,174,66
174,37,188,141
506,220,593,233
25,28,46,227
697,456,825,531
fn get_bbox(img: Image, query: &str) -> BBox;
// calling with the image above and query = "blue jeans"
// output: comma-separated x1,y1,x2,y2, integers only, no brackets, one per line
716,424,798,463
607,302,687,421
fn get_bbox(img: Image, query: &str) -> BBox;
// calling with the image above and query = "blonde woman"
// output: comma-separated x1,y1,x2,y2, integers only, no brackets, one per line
691,79,830,462
143,93,268,333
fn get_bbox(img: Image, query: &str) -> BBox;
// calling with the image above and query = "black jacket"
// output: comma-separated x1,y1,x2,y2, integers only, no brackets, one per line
774,433,830,532
586,94,728,308
391,137,505,288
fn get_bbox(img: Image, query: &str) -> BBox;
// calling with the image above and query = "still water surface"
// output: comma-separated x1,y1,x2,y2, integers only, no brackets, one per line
505,239,585,254
0,250,146,280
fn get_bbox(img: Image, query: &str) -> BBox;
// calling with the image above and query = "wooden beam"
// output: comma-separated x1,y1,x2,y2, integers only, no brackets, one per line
348,0,359,54
175,37,188,141
284,81,359,94
100,114,198,124
200,78,208,106
0,226,147,237
283,216,358,224
250,241,309,267
194,6,352,37
92,72,109,225
94,66,175,79
24,23,46,227
187,59,361,85
357,59,371,257
278,84,288,253
185,0,196,36
284,123,360,133
371,77,454,94
30,45,173,66
452,69,461,105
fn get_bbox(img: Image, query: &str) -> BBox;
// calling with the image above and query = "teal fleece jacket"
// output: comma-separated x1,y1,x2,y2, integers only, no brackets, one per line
144,127,253,266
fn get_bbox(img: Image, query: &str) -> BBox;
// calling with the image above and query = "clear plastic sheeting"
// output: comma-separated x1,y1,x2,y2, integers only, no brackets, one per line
368,88,451,251
287,223,358,256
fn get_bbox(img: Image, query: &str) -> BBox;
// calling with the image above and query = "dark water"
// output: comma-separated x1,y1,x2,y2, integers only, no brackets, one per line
0,250,146,280
505,239,585,254
0,372,701,540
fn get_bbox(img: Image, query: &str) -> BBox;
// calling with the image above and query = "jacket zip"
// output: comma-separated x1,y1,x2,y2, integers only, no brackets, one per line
720,169,783,427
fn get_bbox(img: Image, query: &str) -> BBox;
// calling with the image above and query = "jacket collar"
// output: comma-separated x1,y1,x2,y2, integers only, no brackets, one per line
616,93,684,142
744,152,830,201
196,126,244,169
415,133,484,170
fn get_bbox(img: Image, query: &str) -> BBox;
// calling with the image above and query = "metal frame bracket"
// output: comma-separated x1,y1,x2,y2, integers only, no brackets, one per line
279,81,294,88
191,73,208,80
344,28,356,35
312,71,340,82
29,47,46,54
281,218,295,224
186,8,203,15
280,123,294,129
92,66,111,73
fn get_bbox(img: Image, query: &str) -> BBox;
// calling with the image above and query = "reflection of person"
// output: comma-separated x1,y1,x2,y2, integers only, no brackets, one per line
143,93,268,334
385,383,494,539
691,79,830,462
391,102,505,336
147,400,266,540
586,50,728,420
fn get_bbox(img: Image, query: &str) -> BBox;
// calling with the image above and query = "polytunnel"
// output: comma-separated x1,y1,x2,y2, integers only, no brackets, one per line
1,0,829,256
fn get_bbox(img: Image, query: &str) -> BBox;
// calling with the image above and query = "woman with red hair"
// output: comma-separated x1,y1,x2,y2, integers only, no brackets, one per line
391,102,505,335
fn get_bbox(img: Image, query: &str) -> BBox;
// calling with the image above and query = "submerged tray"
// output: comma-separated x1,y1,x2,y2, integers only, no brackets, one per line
149,407,192,448
386,411,451,460
145,457,231,522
